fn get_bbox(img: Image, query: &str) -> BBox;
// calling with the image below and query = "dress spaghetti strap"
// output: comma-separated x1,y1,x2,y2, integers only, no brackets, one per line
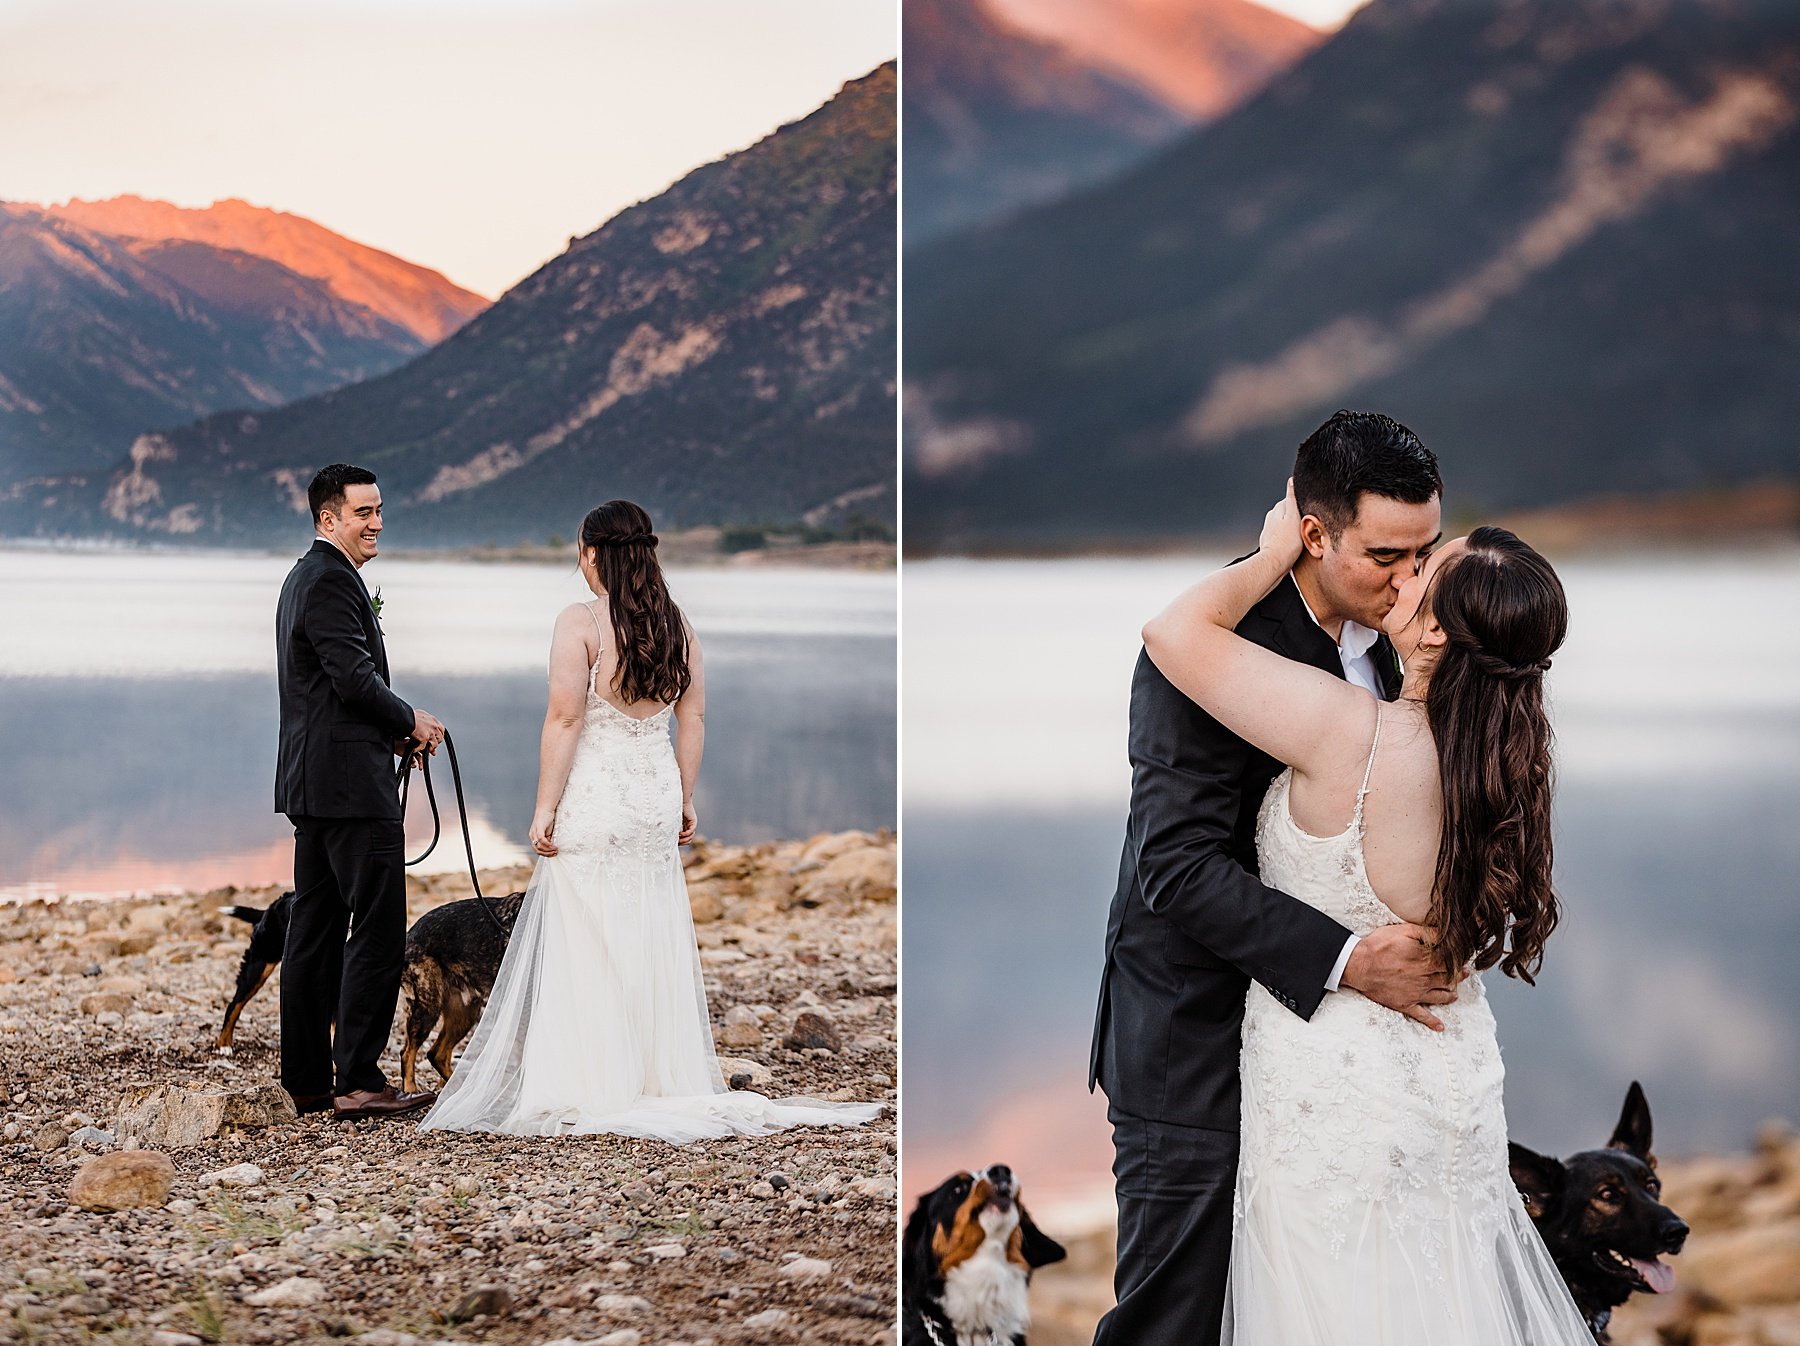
1352,704,1384,827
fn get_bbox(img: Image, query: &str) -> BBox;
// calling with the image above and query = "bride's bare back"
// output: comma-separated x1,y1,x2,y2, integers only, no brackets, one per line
1285,699,1443,925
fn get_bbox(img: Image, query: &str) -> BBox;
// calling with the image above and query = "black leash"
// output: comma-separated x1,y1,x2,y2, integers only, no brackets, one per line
398,730,511,937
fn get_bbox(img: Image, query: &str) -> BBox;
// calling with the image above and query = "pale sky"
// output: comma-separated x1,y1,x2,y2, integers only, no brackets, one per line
1259,0,1366,27
0,0,897,297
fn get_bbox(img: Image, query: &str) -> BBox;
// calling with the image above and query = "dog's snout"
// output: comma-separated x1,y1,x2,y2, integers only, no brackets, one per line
984,1163,1015,1194
1661,1216,1689,1253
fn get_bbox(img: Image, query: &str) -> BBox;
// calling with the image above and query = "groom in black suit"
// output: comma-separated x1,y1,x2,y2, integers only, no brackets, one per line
275,464,444,1121
1090,412,1455,1343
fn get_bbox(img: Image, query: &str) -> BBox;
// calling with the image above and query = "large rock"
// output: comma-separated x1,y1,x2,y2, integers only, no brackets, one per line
1681,1219,1800,1307
796,845,895,906
68,1149,176,1211
115,1082,297,1148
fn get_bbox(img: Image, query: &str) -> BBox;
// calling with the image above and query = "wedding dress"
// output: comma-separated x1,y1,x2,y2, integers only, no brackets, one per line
1223,708,1592,1344
419,630,883,1142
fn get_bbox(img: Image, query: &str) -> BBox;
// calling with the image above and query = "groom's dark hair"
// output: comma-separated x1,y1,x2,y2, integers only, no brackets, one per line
1293,410,1441,538
309,464,379,524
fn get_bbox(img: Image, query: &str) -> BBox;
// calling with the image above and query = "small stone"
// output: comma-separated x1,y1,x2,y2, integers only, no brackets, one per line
816,1294,888,1319
780,1256,832,1281
351,1332,420,1346
850,1175,896,1202
32,1123,70,1151
68,1149,176,1211
768,1172,791,1192
596,1332,643,1346
79,991,132,1017
718,1020,762,1049
245,1276,329,1308
448,1285,514,1322
200,1162,264,1188
596,1294,653,1315
645,1241,687,1259
718,1056,773,1090
748,1180,777,1200
744,1308,791,1330
450,1174,482,1198
783,1010,842,1053
68,1125,114,1149
151,1332,205,1346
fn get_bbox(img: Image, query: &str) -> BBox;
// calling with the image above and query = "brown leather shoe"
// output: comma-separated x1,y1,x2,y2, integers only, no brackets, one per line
331,1086,436,1121
288,1091,334,1116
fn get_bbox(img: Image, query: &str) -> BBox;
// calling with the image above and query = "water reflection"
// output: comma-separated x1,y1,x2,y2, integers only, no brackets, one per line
0,553,894,901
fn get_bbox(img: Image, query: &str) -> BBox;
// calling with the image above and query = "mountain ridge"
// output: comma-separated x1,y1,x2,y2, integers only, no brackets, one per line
5,64,898,547
47,195,488,343
903,0,1800,549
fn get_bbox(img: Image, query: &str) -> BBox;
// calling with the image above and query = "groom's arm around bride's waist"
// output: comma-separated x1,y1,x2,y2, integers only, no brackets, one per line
1126,648,1349,1022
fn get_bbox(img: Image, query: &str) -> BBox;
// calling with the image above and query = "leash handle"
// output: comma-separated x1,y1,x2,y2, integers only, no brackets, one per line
397,730,509,937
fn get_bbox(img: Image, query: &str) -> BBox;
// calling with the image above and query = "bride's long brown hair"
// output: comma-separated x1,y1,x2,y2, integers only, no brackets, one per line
580,500,691,705
1422,527,1568,984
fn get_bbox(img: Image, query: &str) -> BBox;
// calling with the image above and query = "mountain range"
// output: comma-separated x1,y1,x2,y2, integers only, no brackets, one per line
904,0,1800,550
5,64,897,546
47,196,488,344
903,0,1187,243
0,200,482,480
986,0,1320,118
905,0,1317,244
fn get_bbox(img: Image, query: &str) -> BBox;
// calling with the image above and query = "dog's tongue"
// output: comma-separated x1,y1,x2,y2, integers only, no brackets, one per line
1629,1256,1675,1294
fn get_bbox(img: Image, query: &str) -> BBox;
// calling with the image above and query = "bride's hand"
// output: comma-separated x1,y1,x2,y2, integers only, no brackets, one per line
1258,478,1304,567
530,808,558,857
678,802,697,846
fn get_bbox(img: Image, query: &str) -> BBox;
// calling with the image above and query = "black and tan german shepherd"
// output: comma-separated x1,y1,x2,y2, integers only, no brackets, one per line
216,891,524,1096
1510,1082,1689,1343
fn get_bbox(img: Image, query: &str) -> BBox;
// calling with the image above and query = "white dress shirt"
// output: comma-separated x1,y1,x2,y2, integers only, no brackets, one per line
1287,574,1386,992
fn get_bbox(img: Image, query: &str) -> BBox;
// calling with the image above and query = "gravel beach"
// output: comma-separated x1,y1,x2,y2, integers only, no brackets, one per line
0,832,897,1346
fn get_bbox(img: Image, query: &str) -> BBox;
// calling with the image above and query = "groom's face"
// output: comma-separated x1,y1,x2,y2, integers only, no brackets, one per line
320,483,384,567
1309,491,1442,630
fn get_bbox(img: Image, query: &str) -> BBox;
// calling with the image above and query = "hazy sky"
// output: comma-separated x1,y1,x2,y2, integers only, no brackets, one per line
0,0,897,297
1261,0,1366,26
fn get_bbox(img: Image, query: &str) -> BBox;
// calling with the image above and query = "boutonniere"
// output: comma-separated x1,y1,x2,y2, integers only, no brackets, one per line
371,586,385,627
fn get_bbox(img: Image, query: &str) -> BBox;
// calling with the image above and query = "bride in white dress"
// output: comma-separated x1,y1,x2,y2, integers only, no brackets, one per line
420,500,882,1142
1143,484,1594,1344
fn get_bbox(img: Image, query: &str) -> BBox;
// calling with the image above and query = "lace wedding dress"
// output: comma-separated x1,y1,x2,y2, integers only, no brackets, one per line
1223,709,1592,1344
419,634,883,1143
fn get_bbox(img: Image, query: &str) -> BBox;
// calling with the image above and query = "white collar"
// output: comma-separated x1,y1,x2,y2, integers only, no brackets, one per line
1290,572,1379,659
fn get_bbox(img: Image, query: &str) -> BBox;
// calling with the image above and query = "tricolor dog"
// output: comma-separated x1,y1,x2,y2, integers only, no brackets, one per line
903,1164,1066,1346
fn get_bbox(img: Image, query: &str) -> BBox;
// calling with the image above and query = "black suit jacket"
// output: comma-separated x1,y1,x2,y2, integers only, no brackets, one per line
1089,572,1403,1130
274,540,415,819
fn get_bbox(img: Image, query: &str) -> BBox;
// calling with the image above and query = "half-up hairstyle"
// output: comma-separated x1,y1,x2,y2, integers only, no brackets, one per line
579,500,692,705
1424,526,1568,984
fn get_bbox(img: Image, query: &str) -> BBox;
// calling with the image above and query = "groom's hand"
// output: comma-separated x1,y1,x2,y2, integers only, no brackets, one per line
1342,924,1461,1031
412,709,446,753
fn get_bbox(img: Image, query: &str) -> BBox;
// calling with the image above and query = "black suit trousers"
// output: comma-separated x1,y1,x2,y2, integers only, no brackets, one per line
1092,1103,1238,1346
281,815,406,1096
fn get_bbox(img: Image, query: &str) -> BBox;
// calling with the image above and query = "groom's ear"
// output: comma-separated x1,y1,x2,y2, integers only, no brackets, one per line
1508,1141,1567,1221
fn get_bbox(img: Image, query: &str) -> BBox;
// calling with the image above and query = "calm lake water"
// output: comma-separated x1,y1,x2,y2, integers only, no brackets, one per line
902,551,1800,1225
0,549,894,903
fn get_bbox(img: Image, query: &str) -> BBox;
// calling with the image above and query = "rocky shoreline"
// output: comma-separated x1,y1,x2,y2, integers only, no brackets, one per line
1026,1124,1800,1346
0,832,897,1346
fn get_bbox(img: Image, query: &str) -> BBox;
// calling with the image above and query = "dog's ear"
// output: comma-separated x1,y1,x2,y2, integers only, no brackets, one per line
1508,1141,1566,1220
902,1190,942,1291
1016,1201,1067,1269
1608,1081,1654,1166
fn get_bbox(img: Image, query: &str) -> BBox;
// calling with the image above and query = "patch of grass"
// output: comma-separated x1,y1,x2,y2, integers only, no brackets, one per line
648,1209,709,1239
185,1275,226,1344
191,1189,307,1243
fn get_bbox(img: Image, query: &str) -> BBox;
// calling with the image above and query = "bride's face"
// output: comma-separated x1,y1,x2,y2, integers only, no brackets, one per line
1383,536,1467,659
